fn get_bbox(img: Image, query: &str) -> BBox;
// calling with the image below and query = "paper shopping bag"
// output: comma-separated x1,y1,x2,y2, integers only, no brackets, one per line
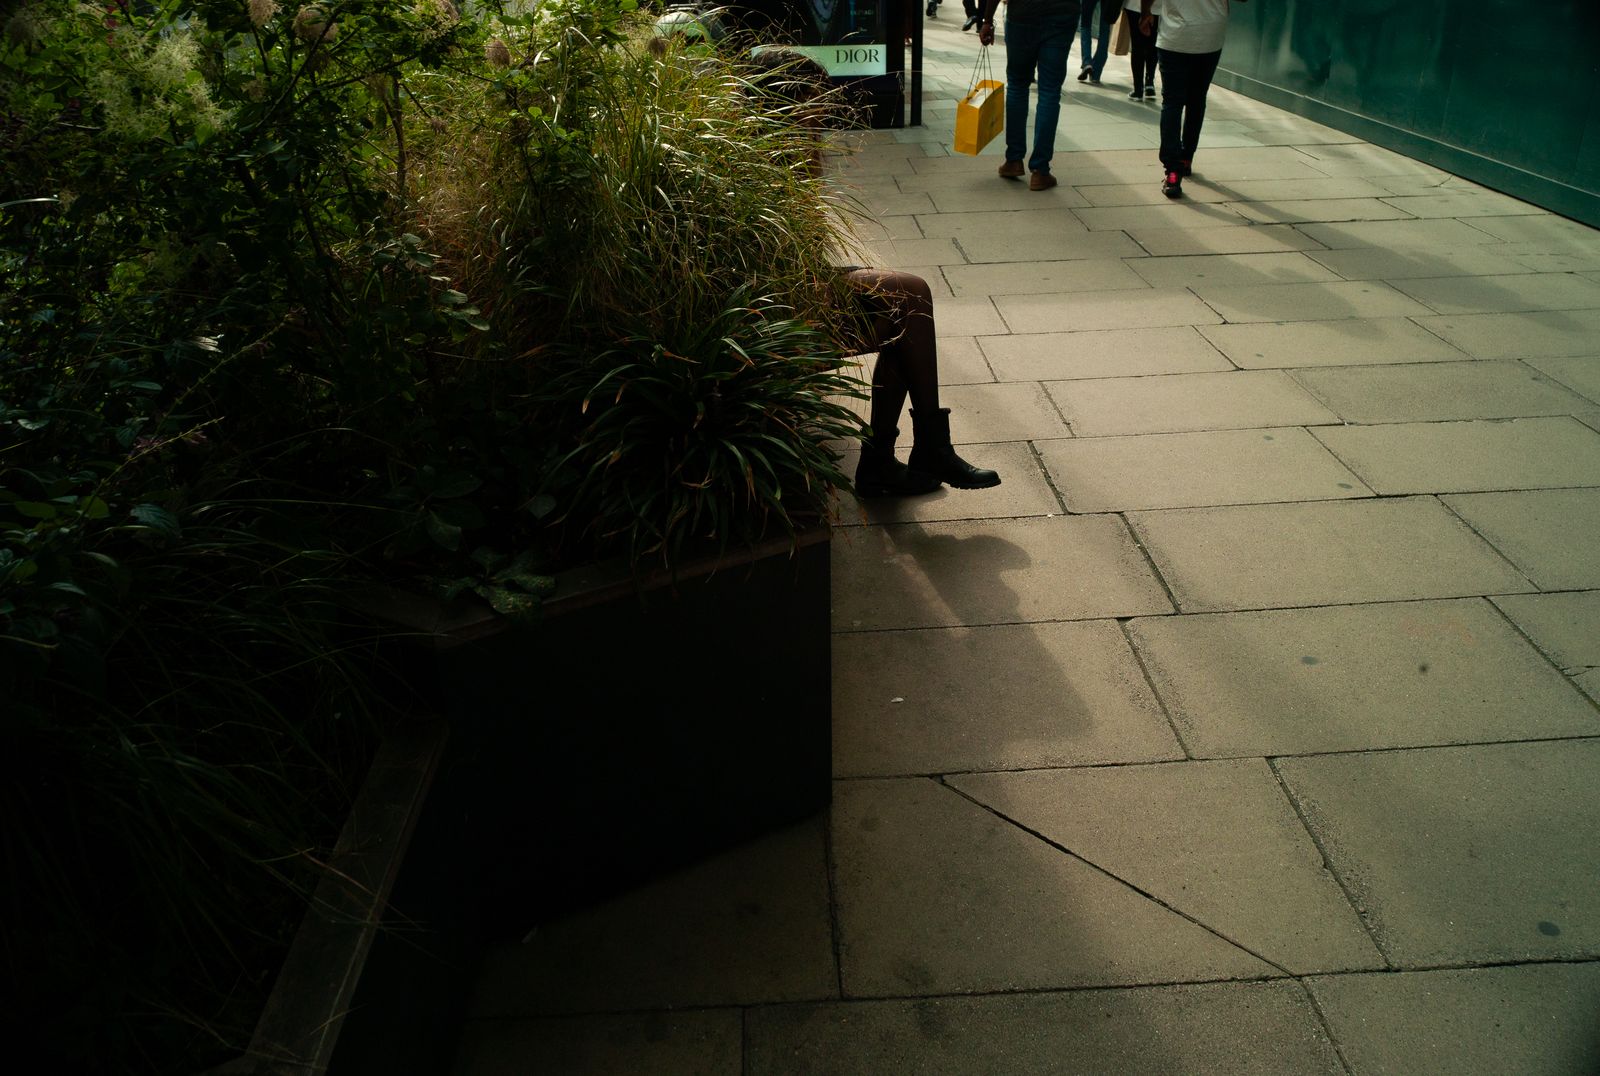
954,78,1004,155
1112,10,1132,56
954,47,1004,156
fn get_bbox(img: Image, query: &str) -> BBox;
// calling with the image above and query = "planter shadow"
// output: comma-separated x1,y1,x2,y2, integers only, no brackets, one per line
326,526,833,1073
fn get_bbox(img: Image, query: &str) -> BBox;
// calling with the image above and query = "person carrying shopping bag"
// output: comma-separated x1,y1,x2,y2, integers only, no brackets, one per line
1123,0,1159,100
978,0,1083,190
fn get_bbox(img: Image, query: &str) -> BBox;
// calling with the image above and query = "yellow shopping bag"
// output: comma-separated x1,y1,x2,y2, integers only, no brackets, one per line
954,48,1004,156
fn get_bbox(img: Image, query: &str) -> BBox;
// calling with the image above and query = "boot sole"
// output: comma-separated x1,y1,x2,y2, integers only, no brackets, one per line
944,474,1002,490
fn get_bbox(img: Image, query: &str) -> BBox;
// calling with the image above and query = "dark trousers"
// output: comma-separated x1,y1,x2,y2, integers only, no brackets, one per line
1156,47,1222,170
963,0,979,17
1127,11,1158,90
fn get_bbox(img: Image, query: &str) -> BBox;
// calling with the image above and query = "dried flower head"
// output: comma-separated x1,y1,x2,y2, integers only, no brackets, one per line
293,5,336,44
248,0,279,26
484,38,510,67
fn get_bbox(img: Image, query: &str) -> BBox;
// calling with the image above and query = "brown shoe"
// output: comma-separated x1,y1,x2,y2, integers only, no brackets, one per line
1028,169,1057,191
998,159,1025,179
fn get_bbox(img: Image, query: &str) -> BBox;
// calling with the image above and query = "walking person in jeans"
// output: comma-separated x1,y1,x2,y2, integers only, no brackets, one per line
1140,0,1244,198
978,0,1083,191
1076,0,1119,84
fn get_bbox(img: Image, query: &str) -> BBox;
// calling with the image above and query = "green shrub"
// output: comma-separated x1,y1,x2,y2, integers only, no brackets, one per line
1,0,864,1068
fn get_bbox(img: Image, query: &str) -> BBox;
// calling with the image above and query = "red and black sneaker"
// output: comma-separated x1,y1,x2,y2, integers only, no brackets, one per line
1162,170,1183,198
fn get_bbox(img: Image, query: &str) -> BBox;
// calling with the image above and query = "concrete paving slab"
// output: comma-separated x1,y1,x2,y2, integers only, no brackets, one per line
1292,362,1596,423
1510,355,1600,401
953,760,1384,974
854,215,926,244
1307,963,1600,1076
1294,143,1451,180
832,621,1182,776
926,335,994,383
942,258,1151,298
980,326,1234,381
1231,198,1417,225
1388,271,1600,314
926,185,1094,215
1127,599,1598,757
1275,740,1600,966
1378,190,1547,218
468,819,835,1017
1045,370,1338,436
1313,417,1600,494
1305,245,1536,281
1126,251,1342,289
834,443,1059,527
1150,177,1396,206
849,188,937,217
830,515,1173,632
1508,248,1600,272
1414,308,1600,359
1127,497,1534,612
452,1010,741,1076
1491,590,1600,675
995,287,1223,334
931,296,1009,337
1037,427,1369,511
1138,145,1337,182
900,173,1095,204
1192,280,1435,322
933,382,1071,442
1128,223,1328,257
830,779,1277,996
1444,488,1600,590
955,228,1148,264
915,207,1090,239
1199,317,1470,368
1460,213,1600,248
1075,201,1254,232
1294,219,1502,250
861,237,966,268
1078,181,1234,207
746,982,1344,1076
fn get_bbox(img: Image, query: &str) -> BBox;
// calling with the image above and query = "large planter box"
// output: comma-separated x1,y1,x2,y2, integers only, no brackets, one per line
439,524,833,924
328,526,833,1073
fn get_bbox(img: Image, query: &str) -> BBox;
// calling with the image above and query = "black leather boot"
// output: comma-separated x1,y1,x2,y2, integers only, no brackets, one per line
855,429,942,498
908,408,1001,489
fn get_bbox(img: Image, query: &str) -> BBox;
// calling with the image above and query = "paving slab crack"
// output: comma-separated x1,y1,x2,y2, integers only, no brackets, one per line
938,776,1293,977
1266,758,1392,970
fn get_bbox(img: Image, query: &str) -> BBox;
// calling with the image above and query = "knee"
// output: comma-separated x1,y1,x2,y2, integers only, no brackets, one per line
899,273,934,315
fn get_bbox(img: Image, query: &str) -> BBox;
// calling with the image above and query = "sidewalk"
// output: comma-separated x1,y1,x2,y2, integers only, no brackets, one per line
453,20,1600,1074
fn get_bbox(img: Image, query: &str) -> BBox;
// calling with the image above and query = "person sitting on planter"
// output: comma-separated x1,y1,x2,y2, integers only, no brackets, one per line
749,50,1002,498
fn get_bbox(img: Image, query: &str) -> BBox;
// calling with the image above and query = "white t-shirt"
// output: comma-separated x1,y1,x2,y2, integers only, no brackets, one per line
1124,0,1161,13
1156,0,1229,54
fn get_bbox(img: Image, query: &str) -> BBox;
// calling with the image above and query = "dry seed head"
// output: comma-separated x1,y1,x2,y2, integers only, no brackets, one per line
248,0,279,26
484,38,510,67
293,5,336,43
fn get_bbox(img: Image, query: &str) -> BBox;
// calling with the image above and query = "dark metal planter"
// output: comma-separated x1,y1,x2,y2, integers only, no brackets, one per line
325,525,834,1074
202,718,448,1076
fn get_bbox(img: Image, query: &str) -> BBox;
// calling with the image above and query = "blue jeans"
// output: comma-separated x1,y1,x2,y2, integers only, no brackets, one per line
1004,17,1074,174
1078,0,1116,77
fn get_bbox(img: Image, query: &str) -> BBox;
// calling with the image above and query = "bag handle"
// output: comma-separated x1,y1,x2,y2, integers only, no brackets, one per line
968,45,992,92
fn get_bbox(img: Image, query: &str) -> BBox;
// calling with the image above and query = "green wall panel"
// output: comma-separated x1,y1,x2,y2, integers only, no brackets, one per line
1216,0,1600,226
